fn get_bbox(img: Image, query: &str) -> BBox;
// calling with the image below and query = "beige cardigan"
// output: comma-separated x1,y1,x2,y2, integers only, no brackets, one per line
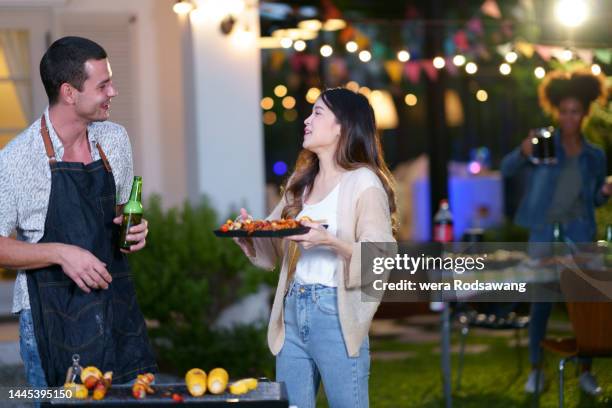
248,167,396,357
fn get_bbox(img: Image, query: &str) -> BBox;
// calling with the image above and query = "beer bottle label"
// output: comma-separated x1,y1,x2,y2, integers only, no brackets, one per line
434,224,453,243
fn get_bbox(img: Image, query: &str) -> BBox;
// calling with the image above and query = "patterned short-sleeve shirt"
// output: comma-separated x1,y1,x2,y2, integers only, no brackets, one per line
0,107,134,313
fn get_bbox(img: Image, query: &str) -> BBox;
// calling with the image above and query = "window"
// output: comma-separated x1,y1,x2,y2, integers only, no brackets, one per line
0,30,31,149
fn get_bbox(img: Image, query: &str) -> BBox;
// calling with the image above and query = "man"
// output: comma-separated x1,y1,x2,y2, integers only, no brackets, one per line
0,36,157,387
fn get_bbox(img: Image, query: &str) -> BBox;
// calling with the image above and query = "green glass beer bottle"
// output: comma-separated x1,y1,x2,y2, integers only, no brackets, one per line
119,176,143,250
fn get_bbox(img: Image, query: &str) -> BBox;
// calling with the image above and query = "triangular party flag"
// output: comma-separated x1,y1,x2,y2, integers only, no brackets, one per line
575,49,593,64
421,60,438,81
501,20,513,38
594,49,611,64
445,58,459,76
467,17,484,36
454,30,470,51
290,54,303,72
496,42,513,57
321,0,342,19
384,61,404,84
535,45,553,61
355,32,370,50
515,40,534,58
550,46,569,61
339,26,356,44
303,54,320,73
271,50,286,71
405,62,421,84
481,0,502,18
330,57,348,78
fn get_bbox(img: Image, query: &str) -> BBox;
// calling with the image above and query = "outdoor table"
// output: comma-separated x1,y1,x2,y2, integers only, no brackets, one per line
48,381,288,407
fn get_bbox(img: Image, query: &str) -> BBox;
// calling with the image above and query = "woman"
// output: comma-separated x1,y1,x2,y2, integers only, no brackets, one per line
501,69,610,395
234,87,397,408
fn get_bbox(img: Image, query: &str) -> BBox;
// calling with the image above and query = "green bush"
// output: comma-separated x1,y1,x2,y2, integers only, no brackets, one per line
128,195,277,378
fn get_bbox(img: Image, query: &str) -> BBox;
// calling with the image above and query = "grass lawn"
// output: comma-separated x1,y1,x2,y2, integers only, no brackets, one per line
316,309,612,407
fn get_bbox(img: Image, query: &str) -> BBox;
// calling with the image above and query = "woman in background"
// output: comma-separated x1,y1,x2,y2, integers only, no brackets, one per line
501,69,610,395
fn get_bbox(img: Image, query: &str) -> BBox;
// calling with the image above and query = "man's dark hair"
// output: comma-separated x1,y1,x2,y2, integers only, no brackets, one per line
40,36,107,105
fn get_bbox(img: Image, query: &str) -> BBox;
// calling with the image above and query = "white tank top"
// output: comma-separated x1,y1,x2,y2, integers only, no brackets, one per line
295,183,340,287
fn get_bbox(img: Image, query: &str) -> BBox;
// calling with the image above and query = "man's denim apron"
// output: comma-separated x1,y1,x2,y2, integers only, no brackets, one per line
26,116,157,386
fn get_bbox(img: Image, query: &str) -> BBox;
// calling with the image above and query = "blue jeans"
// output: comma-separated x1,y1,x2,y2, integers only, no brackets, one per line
277,281,370,408
529,302,591,367
19,309,47,387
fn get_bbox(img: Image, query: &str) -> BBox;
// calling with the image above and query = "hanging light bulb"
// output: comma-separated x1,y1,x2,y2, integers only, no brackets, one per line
173,0,194,15
320,44,333,57
433,56,446,69
465,62,478,74
505,51,518,64
591,64,602,75
452,55,466,66
359,50,372,62
346,41,358,53
499,63,511,75
397,50,410,62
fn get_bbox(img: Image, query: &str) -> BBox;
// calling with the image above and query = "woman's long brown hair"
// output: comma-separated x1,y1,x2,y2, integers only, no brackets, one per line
281,87,398,233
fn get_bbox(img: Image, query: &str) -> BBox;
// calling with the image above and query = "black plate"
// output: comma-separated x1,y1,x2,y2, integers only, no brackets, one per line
214,224,327,238
214,227,309,238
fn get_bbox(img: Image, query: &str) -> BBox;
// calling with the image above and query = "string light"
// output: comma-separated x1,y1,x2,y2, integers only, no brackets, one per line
306,88,321,103
283,109,297,122
397,50,410,62
280,38,292,48
465,62,478,74
359,86,372,97
476,89,488,102
346,41,358,53
274,85,287,97
293,40,306,51
555,0,588,27
282,96,296,109
499,63,511,75
346,81,360,92
359,50,372,62
452,55,466,66
591,64,602,75
505,51,518,63
534,66,546,79
561,49,573,61
320,44,333,57
404,94,417,106
263,111,277,125
433,56,446,69
260,97,274,110
173,0,194,15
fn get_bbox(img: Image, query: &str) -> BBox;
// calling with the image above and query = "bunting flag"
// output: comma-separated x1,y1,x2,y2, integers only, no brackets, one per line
303,55,320,73
290,54,320,74
515,40,535,58
467,17,484,36
594,49,611,64
453,30,470,51
270,50,287,72
384,60,404,84
481,0,502,19
338,25,356,44
329,57,348,78
445,58,459,76
405,62,421,84
575,49,594,64
496,43,513,57
535,45,553,61
421,60,438,81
